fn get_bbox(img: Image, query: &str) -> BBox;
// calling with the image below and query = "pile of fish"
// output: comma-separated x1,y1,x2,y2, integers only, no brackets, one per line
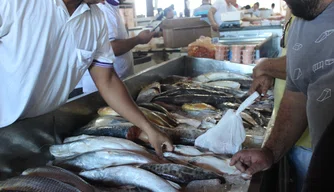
0,71,273,192
95,71,272,144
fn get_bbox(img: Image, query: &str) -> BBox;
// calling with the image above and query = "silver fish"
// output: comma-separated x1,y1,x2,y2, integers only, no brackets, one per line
204,81,241,90
80,166,179,192
55,149,157,171
139,163,225,184
136,82,161,104
50,136,149,158
21,166,95,192
163,152,239,175
0,176,80,192
173,145,214,156
193,72,251,83
63,135,96,143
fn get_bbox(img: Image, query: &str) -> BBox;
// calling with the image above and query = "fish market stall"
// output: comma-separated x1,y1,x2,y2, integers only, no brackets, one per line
0,56,271,191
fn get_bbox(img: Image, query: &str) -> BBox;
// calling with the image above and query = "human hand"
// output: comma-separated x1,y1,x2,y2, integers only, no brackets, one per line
230,148,274,175
137,30,155,44
146,127,174,157
248,75,274,96
253,58,270,78
212,23,219,32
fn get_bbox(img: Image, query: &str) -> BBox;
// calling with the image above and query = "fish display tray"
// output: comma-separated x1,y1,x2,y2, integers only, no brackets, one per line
0,56,264,191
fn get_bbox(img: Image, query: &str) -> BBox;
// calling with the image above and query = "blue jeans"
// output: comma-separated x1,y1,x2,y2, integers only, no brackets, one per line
288,146,313,192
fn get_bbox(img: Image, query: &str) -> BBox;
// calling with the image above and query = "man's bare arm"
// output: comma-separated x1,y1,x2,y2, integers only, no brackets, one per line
264,89,308,162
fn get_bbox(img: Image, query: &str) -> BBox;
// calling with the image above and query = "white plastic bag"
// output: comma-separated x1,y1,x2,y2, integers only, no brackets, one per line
195,92,260,154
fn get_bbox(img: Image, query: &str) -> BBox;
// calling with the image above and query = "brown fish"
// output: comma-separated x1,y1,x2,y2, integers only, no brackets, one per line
0,176,80,192
22,166,95,192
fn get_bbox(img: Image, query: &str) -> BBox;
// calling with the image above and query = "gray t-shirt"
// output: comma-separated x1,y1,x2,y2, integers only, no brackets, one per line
286,2,334,149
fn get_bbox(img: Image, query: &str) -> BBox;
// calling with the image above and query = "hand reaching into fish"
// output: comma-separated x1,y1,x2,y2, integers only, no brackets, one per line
230,148,274,175
145,128,174,157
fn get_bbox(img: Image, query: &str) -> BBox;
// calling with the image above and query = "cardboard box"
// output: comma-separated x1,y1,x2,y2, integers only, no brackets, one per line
161,18,211,48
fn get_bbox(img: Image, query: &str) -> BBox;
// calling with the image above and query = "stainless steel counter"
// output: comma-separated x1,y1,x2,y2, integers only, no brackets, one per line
0,56,260,191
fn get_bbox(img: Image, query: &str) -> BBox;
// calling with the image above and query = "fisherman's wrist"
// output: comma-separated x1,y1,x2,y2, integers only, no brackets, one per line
261,146,275,165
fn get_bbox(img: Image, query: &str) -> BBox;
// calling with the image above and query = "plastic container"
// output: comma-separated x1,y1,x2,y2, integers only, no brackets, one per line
242,49,254,64
215,44,229,61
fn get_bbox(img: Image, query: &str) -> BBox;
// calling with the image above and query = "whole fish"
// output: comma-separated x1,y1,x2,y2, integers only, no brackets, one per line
50,136,149,158
139,163,225,185
74,122,142,140
21,166,95,192
63,134,96,143
163,152,239,175
174,145,214,156
136,82,161,104
153,94,236,106
139,107,174,128
0,176,80,192
79,166,179,192
156,125,205,145
193,72,251,83
204,81,241,90
98,106,120,116
182,103,216,111
54,149,156,171
158,88,229,97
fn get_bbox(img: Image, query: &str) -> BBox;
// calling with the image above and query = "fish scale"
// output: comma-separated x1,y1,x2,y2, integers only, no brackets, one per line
139,163,225,185
0,176,81,192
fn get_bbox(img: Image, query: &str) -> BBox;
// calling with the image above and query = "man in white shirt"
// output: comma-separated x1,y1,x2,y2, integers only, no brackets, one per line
81,0,155,93
208,0,238,31
0,0,173,156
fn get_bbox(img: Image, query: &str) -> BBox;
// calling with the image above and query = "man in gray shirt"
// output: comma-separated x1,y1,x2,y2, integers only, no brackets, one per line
230,0,334,188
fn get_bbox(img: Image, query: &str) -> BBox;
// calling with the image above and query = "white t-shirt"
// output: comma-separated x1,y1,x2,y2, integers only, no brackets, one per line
213,0,238,25
0,0,115,128
97,3,134,79
81,3,135,93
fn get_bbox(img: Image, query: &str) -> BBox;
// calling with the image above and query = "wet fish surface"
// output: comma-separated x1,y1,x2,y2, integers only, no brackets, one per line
163,152,239,175
21,166,95,192
54,149,156,171
193,72,252,83
80,166,179,192
139,163,225,185
0,176,80,192
204,81,241,90
157,88,229,97
136,82,161,104
155,125,205,145
50,136,149,158
153,94,236,106
73,123,142,140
